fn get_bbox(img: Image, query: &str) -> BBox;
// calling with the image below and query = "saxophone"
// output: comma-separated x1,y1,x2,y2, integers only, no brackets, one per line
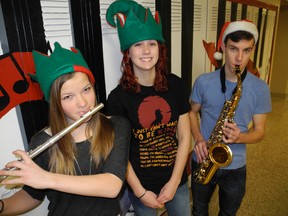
193,65,242,185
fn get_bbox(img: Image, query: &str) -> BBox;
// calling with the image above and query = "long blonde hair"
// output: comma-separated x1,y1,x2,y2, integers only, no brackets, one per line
48,73,114,175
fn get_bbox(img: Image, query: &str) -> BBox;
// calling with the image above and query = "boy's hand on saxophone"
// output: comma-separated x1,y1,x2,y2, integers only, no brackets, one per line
193,138,208,163
222,121,241,143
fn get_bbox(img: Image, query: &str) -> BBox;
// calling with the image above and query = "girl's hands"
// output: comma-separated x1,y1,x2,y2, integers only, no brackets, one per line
140,190,164,209
157,181,177,205
0,150,50,189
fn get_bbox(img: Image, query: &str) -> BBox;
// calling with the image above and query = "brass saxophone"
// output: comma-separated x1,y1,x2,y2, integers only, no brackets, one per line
193,65,242,185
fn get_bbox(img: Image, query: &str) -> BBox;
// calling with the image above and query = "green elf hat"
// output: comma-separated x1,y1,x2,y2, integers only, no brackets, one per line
31,42,95,102
106,0,165,51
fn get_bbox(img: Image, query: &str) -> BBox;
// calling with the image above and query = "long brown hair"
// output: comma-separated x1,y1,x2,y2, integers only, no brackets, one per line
48,73,114,175
120,42,169,93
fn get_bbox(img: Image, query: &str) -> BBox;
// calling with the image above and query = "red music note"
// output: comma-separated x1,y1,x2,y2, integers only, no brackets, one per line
0,52,43,118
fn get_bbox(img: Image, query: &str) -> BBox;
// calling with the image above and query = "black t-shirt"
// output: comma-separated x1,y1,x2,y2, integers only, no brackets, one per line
23,116,131,216
106,73,190,193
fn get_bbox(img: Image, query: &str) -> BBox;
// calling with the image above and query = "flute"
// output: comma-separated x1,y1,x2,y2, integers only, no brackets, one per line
0,103,104,185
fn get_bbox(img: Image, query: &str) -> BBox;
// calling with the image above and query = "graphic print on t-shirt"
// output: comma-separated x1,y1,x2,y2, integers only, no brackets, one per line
134,95,178,168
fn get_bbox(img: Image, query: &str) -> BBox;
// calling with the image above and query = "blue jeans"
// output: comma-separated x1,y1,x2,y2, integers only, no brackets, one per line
191,160,246,216
128,182,191,216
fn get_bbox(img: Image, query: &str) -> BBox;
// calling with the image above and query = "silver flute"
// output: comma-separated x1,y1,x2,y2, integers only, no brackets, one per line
0,103,104,184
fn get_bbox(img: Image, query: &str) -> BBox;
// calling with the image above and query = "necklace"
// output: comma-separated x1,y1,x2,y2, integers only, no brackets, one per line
74,155,92,175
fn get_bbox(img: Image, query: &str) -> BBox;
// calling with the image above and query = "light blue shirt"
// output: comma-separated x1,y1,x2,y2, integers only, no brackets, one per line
190,69,272,169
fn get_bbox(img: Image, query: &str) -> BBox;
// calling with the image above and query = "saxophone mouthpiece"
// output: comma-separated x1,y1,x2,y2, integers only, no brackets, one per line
235,65,241,74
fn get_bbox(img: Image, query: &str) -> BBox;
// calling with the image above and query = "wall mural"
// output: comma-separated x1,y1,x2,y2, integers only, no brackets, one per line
0,52,43,118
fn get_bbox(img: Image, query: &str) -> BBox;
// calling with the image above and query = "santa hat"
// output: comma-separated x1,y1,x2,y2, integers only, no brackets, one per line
214,20,259,60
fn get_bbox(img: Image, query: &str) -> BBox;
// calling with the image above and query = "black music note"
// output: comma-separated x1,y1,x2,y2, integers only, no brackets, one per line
10,53,29,94
0,85,10,111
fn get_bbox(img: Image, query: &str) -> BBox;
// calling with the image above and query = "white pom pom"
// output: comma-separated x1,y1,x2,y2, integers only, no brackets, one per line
214,52,222,60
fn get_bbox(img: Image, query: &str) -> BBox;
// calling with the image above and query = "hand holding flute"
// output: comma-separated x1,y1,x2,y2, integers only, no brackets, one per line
0,150,51,189
0,103,104,188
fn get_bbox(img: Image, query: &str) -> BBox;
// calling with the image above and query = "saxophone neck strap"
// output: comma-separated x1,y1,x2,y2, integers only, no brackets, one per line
220,65,247,94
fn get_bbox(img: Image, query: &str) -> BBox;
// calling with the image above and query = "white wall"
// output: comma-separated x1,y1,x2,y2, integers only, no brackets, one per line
0,107,27,168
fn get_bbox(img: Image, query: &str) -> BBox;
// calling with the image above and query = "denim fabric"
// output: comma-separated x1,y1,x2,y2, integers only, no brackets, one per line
191,160,246,216
128,182,191,216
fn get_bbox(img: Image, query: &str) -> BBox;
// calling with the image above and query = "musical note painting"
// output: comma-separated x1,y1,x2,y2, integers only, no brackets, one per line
0,52,43,119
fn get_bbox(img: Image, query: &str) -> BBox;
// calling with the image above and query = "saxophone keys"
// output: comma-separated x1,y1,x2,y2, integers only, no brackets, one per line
200,169,206,175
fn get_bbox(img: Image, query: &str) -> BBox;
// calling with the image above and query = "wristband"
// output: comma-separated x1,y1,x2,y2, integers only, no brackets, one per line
137,190,147,199
0,199,4,214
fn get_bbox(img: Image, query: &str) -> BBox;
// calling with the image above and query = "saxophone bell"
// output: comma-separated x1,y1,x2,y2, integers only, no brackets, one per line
209,143,233,166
